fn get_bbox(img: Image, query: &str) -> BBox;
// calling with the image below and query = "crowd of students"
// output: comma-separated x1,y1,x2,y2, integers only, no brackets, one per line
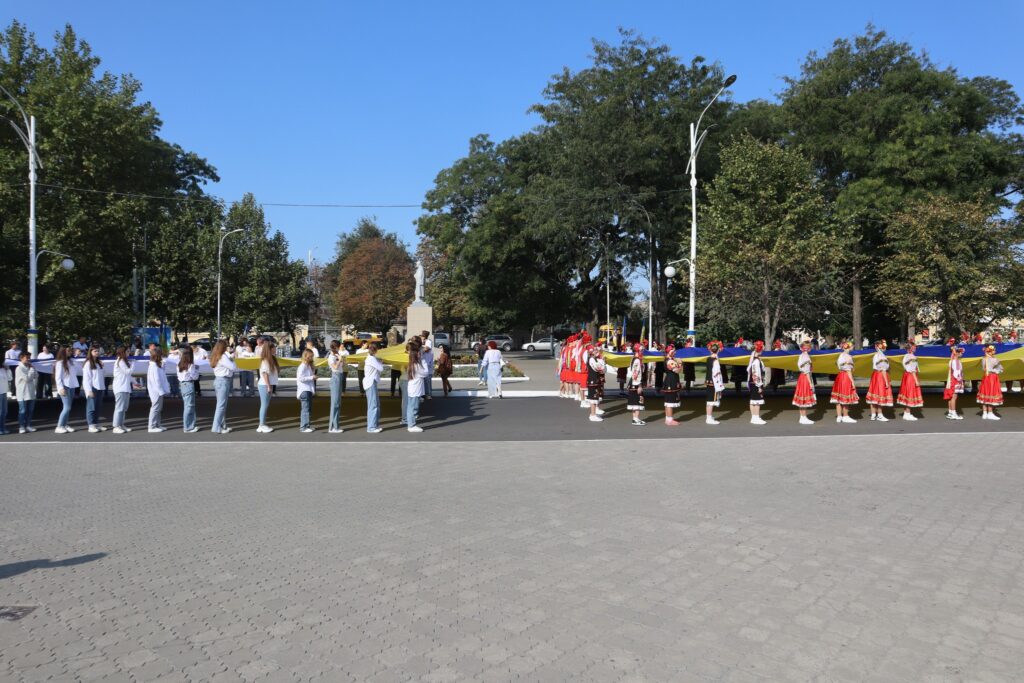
1,330,457,436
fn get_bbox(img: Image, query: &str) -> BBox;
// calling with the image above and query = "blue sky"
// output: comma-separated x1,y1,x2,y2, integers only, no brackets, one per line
5,1,1021,263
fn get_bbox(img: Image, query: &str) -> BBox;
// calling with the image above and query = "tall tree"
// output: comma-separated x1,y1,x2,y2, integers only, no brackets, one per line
783,26,1024,344
332,231,413,334
696,135,851,343
877,195,1024,337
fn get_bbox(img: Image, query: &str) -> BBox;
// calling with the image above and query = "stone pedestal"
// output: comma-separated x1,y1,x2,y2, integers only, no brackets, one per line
406,301,433,340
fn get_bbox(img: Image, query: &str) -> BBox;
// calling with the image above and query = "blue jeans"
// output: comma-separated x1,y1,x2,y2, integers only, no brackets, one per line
213,377,231,432
57,392,73,429
149,395,164,430
405,391,420,428
238,371,254,396
113,392,130,428
168,375,180,398
366,383,380,431
181,381,196,431
18,399,35,429
399,380,408,424
258,383,271,427
86,394,99,427
478,359,486,382
299,391,312,429
0,395,8,433
329,373,343,431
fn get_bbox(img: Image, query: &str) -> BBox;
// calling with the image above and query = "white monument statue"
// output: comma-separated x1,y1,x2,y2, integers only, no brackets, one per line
414,259,425,303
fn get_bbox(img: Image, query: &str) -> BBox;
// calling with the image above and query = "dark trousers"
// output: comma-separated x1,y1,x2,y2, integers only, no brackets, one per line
390,369,401,396
37,372,53,399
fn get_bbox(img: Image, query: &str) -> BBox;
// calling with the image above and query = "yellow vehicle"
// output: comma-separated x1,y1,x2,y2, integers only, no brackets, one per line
341,331,383,353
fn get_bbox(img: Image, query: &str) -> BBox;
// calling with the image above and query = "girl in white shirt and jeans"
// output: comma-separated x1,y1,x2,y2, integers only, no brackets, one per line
147,348,171,432
53,347,79,433
111,346,134,433
363,343,384,433
296,349,317,432
177,346,200,432
210,341,237,434
83,347,107,432
257,341,279,433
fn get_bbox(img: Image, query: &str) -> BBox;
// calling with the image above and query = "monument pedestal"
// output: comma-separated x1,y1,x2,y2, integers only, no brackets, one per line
406,301,433,340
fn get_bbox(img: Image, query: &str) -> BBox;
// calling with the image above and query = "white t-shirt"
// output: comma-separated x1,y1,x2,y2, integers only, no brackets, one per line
113,359,134,394
296,363,317,398
328,349,349,374
364,355,383,387
147,361,170,401
483,349,503,366
54,361,79,390
213,354,237,378
258,360,278,386
193,347,209,361
177,363,200,382
36,351,54,373
4,348,20,363
407,358,430,397
83,362,105,394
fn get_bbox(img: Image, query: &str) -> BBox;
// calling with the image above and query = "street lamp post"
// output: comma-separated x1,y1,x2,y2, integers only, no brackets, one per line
1,85,44,356
684,74,736,339
217,228,244,340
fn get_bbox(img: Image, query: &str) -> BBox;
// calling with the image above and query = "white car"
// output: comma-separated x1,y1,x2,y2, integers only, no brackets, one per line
521,338,554,352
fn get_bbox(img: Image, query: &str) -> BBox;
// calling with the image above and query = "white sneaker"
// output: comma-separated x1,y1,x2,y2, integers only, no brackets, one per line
329,428,344,434
799,416,814,425
595,408,605,415
64,426,75,433
954,413,964,420
96,425,107,431
54,427,67,434
842,416,857,424
589,415,603,422
902,413,917,421
407,426,423,433
988,413,1001,421
580,401,590,409
88,426,100,433
869,414,877,421
221,427,232,434
25,426,37,432
706,417,720,425
367,427,383,434
113,427,126,434
148,427,165,433
1013,387,1021,393
19,428,26,434
836,416,843,423
946,412,957,420
875,415,889,422
256,425,273,433
750,417,767,425
300,427,315,433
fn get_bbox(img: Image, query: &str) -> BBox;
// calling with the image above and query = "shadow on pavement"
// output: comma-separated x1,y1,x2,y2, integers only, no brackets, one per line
0,552,107,580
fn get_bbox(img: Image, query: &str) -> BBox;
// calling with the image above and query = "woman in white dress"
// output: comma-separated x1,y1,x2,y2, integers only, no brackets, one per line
483,341,503,398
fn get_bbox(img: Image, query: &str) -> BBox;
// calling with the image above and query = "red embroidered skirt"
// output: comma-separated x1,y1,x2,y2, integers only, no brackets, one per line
792,374,816,408
976,375,1004,406
831,372,859,405
896,371,923,408
865,371,893,406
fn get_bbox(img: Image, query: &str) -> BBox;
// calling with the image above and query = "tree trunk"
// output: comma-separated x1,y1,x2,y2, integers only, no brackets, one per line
852,279,863,349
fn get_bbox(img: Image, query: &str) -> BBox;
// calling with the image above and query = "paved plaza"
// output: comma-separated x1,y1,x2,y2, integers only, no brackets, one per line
3,432,1024,682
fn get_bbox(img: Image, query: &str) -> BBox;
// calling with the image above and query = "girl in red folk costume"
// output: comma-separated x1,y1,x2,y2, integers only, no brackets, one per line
865,340,894,422
586,346,607,422
977,345,1004,420
944,345,965,420
661,344,681,426
831,341,859,424
792,340,816,425
747,341,767,425
705,342,725,426
1008,331,1023,393
896,341,923,421
626,344,646,426
558,335,573,398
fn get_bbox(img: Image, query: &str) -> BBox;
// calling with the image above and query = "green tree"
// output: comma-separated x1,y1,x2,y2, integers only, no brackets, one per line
333,234,413,333
696,135,851,342
782,26,1024,344
877,195,1024,337
0,21,217,341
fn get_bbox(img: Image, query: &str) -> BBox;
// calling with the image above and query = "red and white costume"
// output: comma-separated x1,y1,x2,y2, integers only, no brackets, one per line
976,352,1004,406
865,349,894,406
830,350,859,405
792,348,816,407
896,350,923,408
944,354,964,398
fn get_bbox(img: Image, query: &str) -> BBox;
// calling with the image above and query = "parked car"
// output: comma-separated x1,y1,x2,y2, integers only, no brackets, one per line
432,332,451,349
473,334,514,352
343,331,383,354
521,337,554,352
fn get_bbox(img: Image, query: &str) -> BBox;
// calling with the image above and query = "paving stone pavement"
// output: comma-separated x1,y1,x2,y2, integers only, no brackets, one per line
2,434,1024,682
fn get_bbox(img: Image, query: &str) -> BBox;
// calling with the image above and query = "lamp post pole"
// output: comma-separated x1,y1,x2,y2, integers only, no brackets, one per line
685,74,736,339
1,85,44,356
217,228,244,340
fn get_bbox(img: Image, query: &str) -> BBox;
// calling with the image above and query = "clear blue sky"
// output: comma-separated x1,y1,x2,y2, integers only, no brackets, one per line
5,1,1021,262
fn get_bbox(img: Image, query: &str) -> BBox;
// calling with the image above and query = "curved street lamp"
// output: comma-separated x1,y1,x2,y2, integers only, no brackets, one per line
683,74,736,340
217,227,245,340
